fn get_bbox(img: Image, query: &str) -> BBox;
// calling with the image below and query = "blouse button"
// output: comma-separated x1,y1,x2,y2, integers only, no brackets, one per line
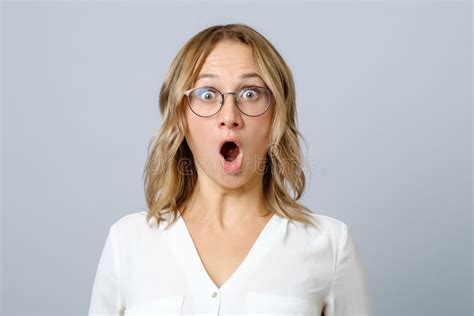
211,291,218,298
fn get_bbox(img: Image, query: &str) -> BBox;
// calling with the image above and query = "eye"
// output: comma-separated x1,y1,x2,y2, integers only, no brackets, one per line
195,87,218,102
240,87,260,100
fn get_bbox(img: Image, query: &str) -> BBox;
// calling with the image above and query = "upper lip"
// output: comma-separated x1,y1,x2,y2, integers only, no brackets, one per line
218,136,242,153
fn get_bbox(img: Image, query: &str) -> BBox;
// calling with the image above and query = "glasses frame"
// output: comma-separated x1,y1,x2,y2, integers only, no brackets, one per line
183,85,273,118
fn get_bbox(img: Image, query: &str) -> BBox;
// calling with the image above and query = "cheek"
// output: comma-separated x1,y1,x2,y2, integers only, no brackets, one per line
185,107,202,139
247,116,273,155
185,111,213,156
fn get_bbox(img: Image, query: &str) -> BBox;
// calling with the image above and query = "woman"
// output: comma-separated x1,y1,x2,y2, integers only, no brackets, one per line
89,23,372,315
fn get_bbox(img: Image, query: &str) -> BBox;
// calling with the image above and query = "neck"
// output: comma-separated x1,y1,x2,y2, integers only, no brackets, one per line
181,173,269,230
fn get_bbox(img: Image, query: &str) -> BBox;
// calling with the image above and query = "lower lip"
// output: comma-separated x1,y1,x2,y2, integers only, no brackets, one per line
219,151,243,174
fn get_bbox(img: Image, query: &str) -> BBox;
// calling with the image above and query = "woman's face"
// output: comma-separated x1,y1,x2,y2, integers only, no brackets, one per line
184,40,274,190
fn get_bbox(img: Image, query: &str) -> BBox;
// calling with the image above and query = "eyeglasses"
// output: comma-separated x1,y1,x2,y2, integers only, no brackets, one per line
183,86,273,117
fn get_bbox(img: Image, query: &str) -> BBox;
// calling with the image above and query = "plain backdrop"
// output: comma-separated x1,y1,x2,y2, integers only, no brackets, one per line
1,1,472,315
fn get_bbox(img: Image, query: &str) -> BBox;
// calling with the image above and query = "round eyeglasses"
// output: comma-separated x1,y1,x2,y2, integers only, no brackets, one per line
183,86,273,117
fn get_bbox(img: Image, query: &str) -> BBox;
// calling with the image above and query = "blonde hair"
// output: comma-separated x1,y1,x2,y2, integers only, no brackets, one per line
143,23,320,231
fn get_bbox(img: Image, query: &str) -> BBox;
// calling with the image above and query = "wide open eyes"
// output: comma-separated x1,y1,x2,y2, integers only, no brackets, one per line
186,86,272,117
195,87,219,102
193,86,263,102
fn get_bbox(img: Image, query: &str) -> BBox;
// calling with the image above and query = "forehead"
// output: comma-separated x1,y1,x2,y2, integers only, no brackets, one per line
196,40,261,82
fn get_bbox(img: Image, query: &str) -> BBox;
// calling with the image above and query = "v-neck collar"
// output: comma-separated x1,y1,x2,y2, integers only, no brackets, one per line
166,212,282,293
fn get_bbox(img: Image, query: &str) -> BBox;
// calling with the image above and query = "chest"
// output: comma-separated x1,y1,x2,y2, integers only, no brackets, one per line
184,221,266,289
120,215,334,315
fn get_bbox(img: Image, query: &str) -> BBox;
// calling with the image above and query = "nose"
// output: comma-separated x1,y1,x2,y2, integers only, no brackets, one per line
218,93,243,129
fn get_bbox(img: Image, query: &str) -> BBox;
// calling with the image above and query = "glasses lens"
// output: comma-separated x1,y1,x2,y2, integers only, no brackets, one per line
188,87,221,116
237,87,271,116
187,86,272,117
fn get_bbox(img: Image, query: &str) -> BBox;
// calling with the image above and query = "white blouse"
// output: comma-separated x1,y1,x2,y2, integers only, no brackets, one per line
88,211,372,316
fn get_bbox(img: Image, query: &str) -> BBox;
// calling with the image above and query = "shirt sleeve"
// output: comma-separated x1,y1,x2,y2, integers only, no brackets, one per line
323,223,373,316
88,224,125,315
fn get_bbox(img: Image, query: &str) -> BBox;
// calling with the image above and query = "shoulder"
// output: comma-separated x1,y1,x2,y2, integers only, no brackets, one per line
113,210,147,226
104,210,174,254
305,211,348,234
108,210,176,235
107,210,152,237
301,211,349,249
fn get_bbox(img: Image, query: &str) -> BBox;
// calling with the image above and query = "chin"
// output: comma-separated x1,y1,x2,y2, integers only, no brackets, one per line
213,172,249,190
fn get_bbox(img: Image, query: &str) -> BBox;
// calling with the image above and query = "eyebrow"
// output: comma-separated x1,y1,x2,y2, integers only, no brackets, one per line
196,72,263,81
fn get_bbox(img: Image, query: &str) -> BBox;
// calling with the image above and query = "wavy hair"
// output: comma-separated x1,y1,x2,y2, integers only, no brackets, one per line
143,23,320,231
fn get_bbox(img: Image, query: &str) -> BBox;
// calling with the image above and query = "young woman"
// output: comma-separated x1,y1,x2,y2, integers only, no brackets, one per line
89,23,372,316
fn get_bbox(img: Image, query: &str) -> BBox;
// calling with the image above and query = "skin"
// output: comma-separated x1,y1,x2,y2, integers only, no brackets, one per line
183,39,274,231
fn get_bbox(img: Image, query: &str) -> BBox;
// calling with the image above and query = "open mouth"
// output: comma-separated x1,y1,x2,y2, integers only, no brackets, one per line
220,141,240,162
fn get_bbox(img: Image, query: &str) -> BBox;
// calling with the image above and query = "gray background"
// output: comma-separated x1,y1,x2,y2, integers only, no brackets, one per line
1,1,472,315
